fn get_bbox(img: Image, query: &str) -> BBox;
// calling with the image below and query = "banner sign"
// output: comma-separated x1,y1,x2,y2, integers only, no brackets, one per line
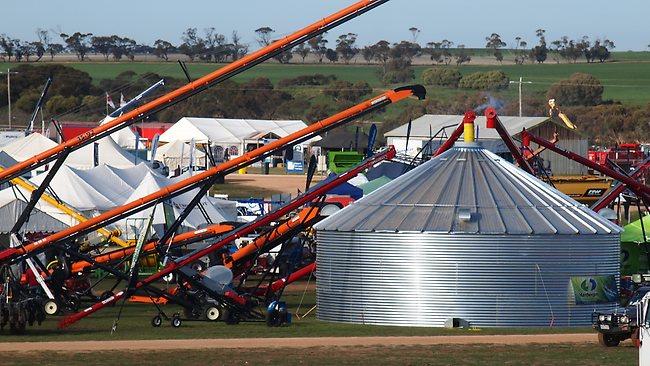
286,145,304,174
570,275,618,305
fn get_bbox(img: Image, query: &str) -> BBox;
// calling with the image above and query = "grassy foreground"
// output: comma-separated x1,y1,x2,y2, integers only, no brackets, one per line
0,344,636,366
0,289,593,342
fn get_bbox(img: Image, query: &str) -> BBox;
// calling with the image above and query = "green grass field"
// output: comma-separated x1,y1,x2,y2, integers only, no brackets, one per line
2,58,649,105
0,288,594,343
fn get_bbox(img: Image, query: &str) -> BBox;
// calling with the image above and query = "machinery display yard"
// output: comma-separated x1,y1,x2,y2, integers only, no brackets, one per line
0,0,648,365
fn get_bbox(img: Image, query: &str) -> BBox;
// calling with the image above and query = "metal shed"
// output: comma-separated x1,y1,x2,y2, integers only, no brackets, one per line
384,115,588,175
315,142,621,327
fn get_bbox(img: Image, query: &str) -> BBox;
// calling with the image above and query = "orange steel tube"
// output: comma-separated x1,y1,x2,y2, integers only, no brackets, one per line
70,224,234,273
0,0,388,184
268,262,316,293
224,206,321,269
60,146,399,328
0,86,420,264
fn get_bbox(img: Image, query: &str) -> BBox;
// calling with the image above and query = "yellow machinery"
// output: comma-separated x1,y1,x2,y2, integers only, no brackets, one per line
549,175,612,204
548,99,577,130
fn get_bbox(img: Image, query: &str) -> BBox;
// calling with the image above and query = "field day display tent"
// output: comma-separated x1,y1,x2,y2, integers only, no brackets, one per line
154,140,206,169
0,191,72,234
160,118,321,161
116,171,236,238
0,132,57,163
65,136,142,169
0,132,141,170
100,116,145,150
23,163,236,238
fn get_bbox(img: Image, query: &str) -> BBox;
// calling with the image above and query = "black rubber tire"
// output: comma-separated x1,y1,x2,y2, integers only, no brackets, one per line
151,315,163,327
598,332,621,347
171,315,182,328
222,309,240,325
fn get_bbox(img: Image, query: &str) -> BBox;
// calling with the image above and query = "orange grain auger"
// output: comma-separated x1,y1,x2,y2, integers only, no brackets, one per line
0,86,423,266
0,0,391,186
59,86,423,328
70,224,235,273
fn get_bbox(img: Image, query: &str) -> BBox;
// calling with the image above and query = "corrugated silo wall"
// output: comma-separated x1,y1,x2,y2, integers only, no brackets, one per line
528,123,588,176
316,231,619,327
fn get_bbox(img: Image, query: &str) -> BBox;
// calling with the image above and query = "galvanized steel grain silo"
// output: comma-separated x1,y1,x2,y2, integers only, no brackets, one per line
314,141,621,327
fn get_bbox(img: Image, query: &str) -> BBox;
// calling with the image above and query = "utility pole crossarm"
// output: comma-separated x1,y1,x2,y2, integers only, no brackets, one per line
509,77,533,117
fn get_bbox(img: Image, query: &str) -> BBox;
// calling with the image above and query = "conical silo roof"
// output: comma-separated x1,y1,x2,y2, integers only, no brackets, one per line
315,142,621,235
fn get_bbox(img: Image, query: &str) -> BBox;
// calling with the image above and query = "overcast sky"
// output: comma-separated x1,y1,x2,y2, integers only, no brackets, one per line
5,0,649,50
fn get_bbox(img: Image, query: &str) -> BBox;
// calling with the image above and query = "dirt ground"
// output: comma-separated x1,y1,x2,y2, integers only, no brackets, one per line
225,173,317,197
1,333,601,353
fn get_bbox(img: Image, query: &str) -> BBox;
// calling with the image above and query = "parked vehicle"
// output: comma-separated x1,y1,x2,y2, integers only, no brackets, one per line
593,286,650,347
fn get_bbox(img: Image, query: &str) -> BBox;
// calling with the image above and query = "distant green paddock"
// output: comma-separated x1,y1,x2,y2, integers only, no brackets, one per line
1,60,649,104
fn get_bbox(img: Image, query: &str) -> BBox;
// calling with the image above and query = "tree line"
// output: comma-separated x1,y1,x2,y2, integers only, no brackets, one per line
1,62,646,145
0,27,619,65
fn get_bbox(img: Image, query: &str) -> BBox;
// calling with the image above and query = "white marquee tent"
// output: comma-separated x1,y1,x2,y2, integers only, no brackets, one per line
159,118,321,159
117,171,236,237
0,132,57,163
100,116,145,150
0,163,236,235
155,140,206,169
0,132,142,170
66,136,141,169
0,190,73,233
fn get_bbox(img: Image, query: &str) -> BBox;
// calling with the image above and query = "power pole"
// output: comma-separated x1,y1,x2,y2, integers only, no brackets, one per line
509,76,532,117
1,69,19,128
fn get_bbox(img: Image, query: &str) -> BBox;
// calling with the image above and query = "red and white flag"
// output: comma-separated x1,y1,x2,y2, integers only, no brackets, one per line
120,93,127,108
106,93,116,109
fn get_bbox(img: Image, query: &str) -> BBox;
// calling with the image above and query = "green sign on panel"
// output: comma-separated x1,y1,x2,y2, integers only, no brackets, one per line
570,275,619,305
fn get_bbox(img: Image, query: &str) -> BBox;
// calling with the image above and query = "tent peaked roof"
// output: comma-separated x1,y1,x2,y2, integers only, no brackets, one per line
66,136,140,169
156,140,206,159
160,118,320,144
0,133,57,162
100,116,142,149
31,165,117,210
106,163,154,189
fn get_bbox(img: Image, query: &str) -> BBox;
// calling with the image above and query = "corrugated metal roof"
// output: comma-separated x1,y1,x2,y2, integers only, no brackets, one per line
384,114,551,139
315,142,622,235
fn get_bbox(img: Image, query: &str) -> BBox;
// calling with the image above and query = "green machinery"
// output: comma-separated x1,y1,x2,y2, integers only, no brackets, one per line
327,151,364,174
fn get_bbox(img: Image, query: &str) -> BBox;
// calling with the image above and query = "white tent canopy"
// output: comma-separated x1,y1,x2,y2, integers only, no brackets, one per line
100,116,144,149
155,140,206,169
26,163,236,236
31,164,129,211
0,188,76,233
0,131,142,170
66,136,141,169
116,171,236,237
159,118,321,159
0,133,57,162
